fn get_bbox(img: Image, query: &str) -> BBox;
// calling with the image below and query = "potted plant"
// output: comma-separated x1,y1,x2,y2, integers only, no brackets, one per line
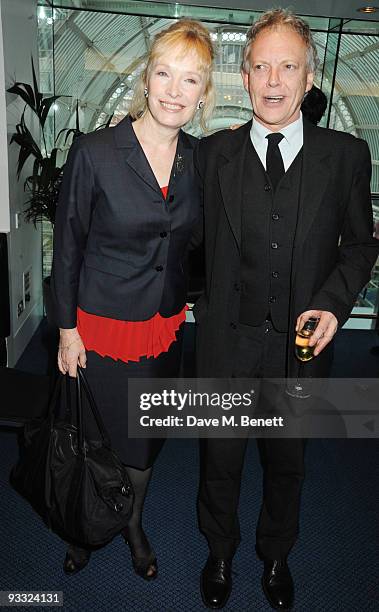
8,59,62,227
8,59,112,324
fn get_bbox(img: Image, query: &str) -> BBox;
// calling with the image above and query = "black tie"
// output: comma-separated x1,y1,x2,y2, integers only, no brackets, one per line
266,133,285,191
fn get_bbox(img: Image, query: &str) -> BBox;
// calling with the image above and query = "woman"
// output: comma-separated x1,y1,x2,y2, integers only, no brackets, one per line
51,19,214,579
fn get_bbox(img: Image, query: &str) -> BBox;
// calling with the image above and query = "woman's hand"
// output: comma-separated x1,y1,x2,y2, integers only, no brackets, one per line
58,327,86,377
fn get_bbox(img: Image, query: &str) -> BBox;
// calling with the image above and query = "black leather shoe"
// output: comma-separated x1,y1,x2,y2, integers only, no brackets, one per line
200,556,232,609
63,545,91,575
262,559,294,610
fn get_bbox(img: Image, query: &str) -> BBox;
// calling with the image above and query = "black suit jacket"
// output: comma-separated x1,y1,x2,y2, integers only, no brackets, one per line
51,115,200,328
194,118,379,377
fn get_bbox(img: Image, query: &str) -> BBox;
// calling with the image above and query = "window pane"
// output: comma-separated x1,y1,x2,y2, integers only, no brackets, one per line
330,33,379,327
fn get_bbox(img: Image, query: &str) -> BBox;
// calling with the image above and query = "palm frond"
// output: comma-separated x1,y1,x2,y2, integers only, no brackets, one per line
10,110,43,178
9,62,115,226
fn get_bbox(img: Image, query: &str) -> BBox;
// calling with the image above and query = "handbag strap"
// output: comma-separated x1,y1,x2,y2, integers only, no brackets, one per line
76,367,112,454
47,372,64,419
48,372,76,425
62,372,73,421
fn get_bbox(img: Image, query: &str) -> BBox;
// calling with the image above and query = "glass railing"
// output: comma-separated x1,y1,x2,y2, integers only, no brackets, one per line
36,1,379,328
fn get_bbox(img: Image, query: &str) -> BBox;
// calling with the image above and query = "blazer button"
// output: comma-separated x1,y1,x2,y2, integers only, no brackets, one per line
272,213,279,220
160,231,168,238
272,271,279,278
230,322,237,329
264,184,271,192
271,242,278,249
155,265,163,272
233,283,240,291
269,296,276,303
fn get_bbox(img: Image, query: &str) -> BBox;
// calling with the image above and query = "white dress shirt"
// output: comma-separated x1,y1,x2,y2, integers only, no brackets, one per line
250,113,304,172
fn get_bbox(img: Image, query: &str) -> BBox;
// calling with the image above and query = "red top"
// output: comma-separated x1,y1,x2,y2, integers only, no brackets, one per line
76,186,187,363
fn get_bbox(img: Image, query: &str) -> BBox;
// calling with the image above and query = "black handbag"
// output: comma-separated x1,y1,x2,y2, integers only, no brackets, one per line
10,367,134,548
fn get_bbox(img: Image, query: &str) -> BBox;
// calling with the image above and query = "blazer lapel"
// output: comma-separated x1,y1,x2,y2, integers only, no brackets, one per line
167,129,194,198
294,119,332,250
113,115,161,195
125,146,162,194
175,129,195,178
217,121,252,252
113,117,195,198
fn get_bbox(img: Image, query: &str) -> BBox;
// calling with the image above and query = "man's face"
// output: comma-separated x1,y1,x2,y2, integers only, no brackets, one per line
242,26,314,131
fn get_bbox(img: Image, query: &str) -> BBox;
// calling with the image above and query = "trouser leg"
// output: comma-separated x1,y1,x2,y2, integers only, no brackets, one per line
256,322,307,560
198,437,248,560
256,437,306,560
197,322,262,560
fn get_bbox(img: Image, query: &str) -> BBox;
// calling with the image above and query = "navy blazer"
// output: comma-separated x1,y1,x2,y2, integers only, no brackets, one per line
51,115,200,328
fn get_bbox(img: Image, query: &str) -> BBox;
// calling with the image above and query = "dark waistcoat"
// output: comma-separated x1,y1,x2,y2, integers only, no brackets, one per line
239,140,303,332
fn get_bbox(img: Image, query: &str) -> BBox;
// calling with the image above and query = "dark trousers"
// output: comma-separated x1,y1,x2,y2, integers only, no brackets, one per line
198,319,306,561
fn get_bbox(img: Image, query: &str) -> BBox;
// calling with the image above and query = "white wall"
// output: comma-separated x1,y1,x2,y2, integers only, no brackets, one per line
1,0,43,367
0,0,9,234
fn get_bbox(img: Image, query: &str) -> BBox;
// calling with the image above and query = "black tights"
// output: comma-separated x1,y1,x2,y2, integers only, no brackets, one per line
121,465,154,561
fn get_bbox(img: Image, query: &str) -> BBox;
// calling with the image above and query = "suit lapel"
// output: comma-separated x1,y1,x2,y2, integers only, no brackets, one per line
167,129,194,199
124,145,161,194
294,119,332,250
217,121,252,252
113,117,195,197
113,115,161,194
216,119,330,255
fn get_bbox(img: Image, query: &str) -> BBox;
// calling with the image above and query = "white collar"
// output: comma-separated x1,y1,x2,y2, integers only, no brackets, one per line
251,112,303,146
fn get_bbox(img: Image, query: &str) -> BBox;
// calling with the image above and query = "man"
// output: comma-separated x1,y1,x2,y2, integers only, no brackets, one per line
194,9,378,610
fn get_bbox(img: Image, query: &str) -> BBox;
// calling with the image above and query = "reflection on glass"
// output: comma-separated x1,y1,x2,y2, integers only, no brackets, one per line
38,2,378,328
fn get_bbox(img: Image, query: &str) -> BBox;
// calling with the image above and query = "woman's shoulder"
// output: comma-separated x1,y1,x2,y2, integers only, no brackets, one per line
73,125,115,151
181,130,199,149
73,115,135,152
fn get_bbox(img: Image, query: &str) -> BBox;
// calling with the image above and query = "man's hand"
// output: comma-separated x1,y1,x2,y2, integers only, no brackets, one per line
58,327,86,377
296,310,338,356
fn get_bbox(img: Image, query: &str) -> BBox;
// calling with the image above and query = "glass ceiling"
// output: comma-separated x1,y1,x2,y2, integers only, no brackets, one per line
37,3,379,196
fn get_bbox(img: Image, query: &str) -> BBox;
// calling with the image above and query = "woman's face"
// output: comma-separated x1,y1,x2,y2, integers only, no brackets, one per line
146,48,207,130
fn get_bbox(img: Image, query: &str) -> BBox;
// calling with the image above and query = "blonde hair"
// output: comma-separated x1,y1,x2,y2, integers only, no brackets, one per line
241,9,319,74
129,19,215,131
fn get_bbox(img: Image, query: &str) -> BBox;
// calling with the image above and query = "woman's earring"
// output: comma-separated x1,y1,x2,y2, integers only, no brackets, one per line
144,87,148,98
198,100,204,110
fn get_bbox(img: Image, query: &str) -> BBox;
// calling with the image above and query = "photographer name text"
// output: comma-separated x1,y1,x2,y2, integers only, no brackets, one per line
139,415,284,428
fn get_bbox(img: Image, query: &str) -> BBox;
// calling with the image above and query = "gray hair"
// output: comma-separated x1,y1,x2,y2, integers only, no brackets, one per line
241,9,319,74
